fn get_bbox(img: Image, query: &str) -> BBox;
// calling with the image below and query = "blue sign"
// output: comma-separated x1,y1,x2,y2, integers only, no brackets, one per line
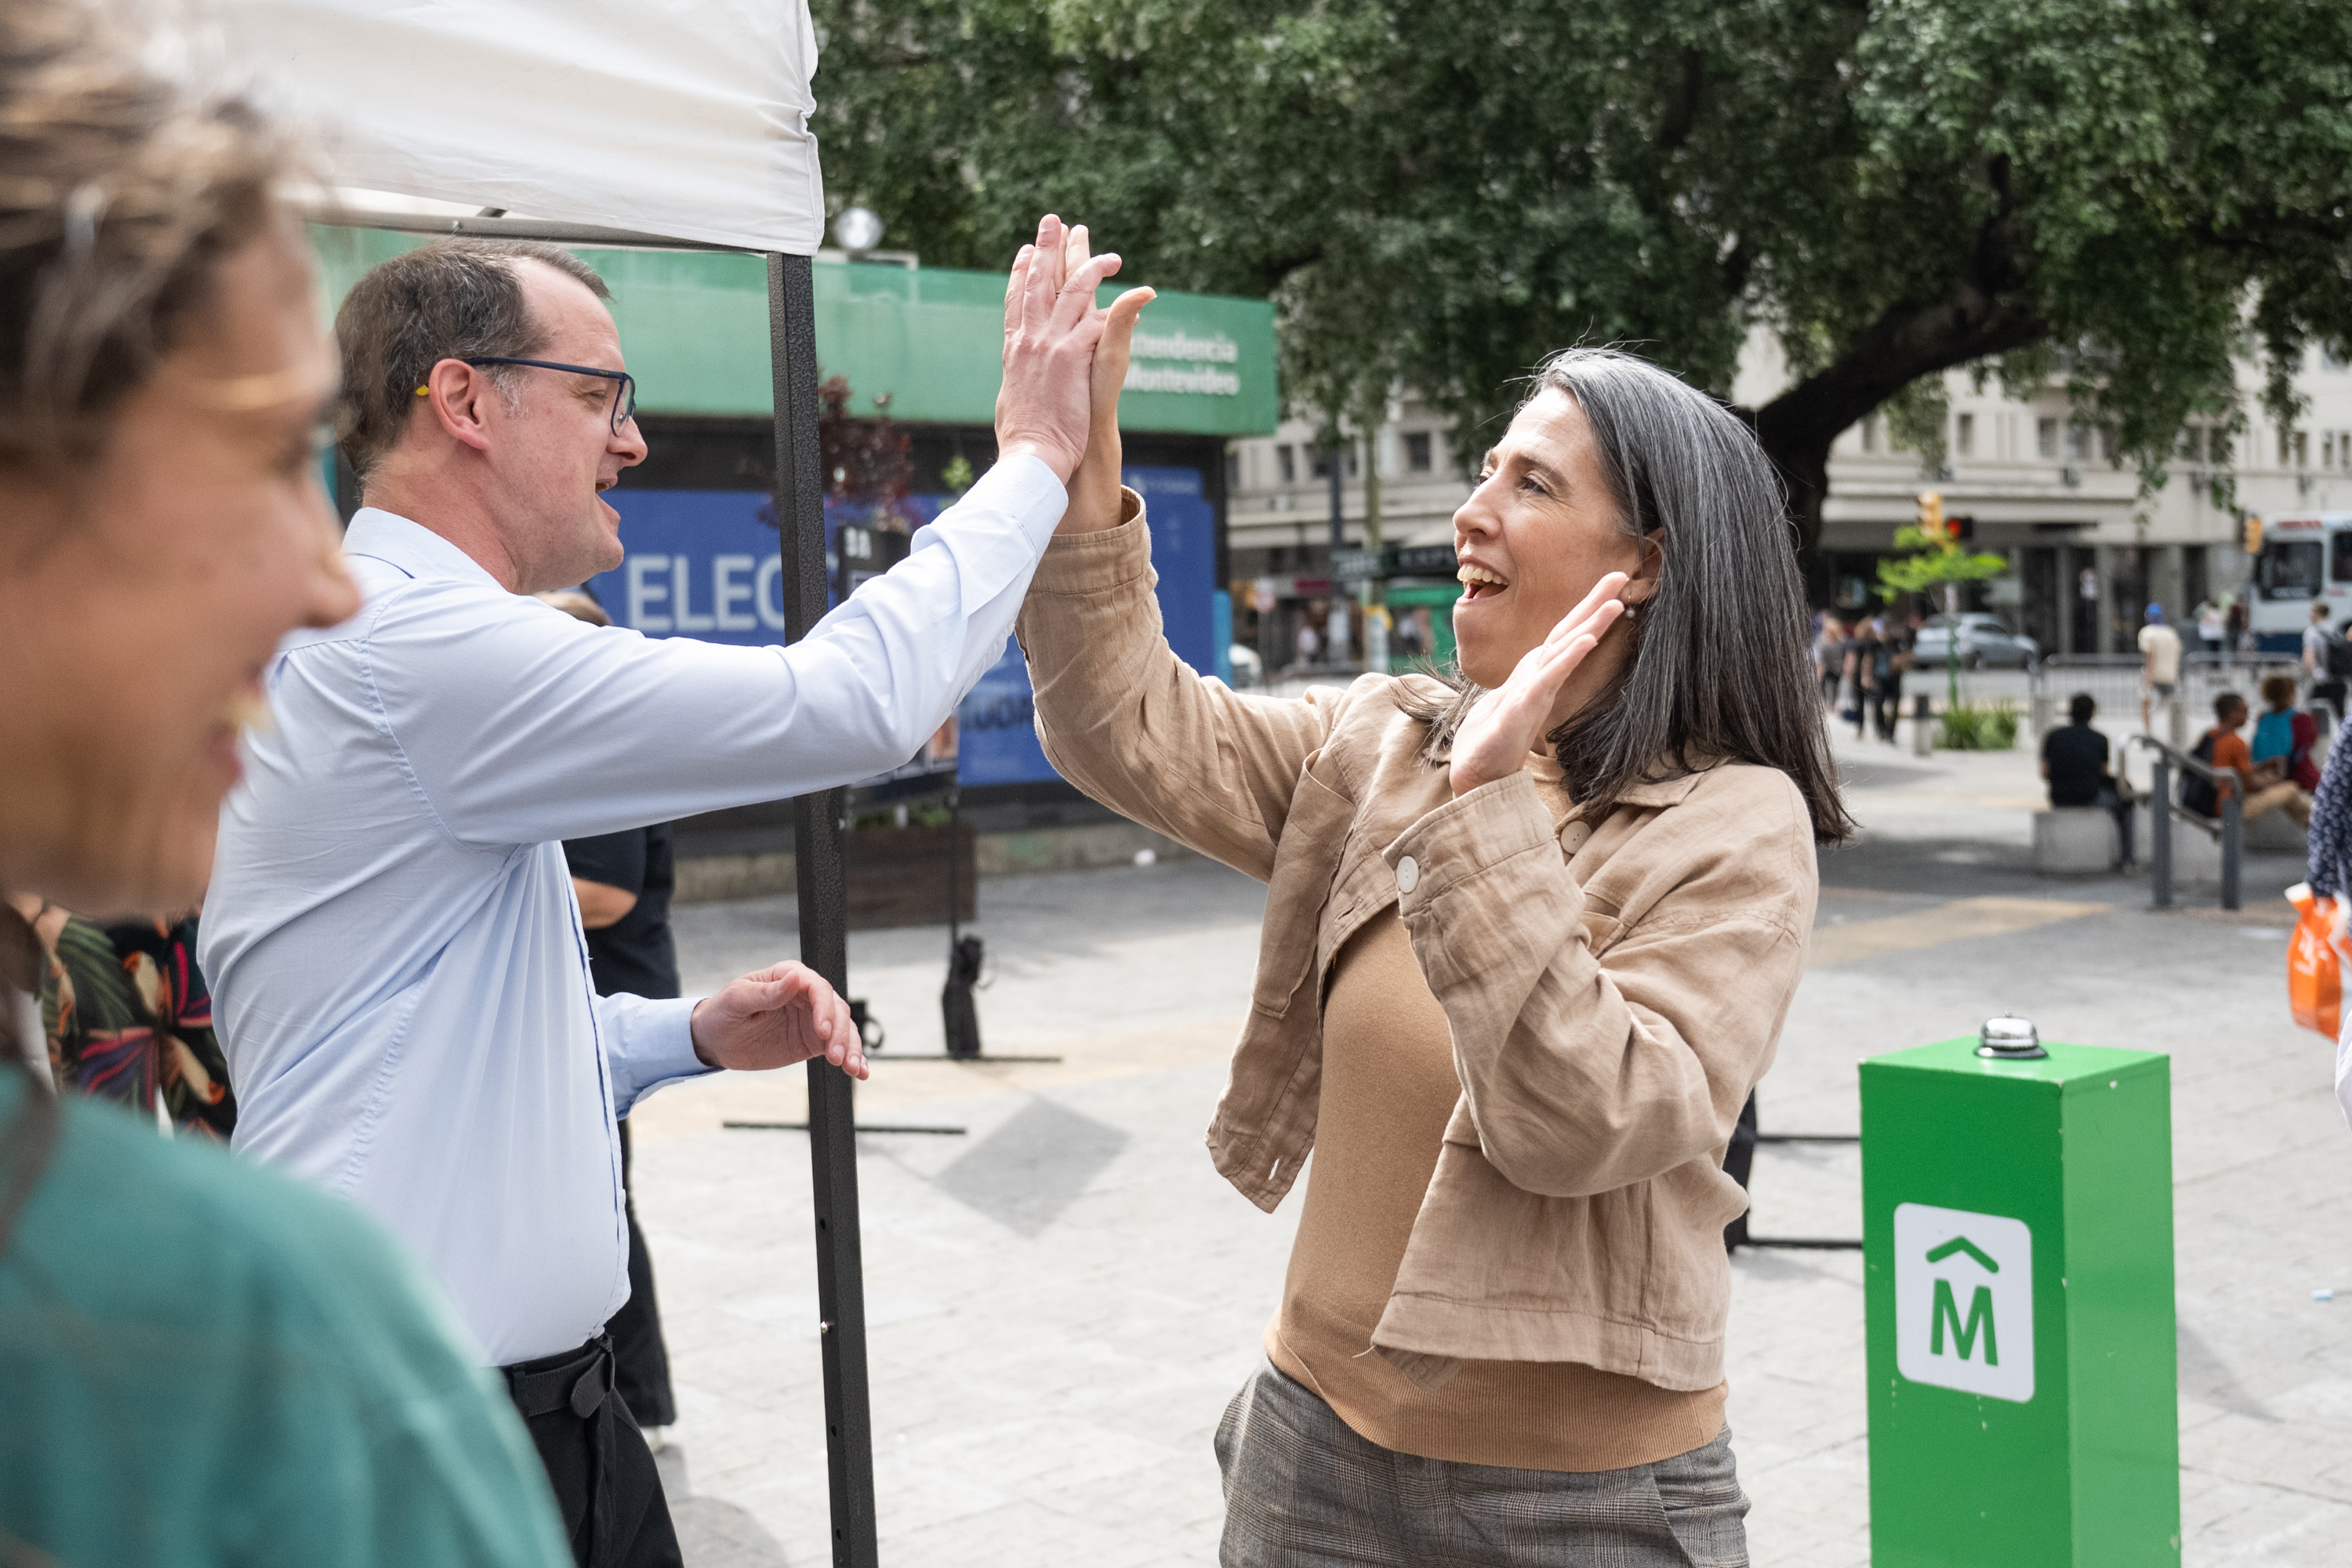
585,465,1217,788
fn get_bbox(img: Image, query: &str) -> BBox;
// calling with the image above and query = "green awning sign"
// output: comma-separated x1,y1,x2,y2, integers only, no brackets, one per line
309,227,1279,438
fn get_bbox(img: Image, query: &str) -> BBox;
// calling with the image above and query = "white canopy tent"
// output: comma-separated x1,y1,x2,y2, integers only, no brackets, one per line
213,4,875,1559
213,0,824,254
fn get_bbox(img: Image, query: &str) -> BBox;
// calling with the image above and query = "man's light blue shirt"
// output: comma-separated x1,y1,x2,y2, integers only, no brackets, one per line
202,456,1066,1365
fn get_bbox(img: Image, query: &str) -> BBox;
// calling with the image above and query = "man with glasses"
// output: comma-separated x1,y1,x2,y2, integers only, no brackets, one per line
202,227,1136,1566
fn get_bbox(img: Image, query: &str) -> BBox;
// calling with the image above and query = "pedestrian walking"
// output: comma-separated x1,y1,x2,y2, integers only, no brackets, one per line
2039,694,2136,866
1837,619,1865,729
1865,615,1903,743
2196,597,2226,655
0,5,571,1560
1295,605,1324,670
1847,618,1883,739
1025,327,1849,1566
202,220,1128,1566
2303,601,2350,724
2139,604,2183,735
1813,617,1845,710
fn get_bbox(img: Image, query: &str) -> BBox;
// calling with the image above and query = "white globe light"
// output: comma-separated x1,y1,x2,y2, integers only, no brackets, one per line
833,206,884,254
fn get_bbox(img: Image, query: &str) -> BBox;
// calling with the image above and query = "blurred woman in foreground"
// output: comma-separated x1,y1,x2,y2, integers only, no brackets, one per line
0,4,567,1562
1022,281,1847,1563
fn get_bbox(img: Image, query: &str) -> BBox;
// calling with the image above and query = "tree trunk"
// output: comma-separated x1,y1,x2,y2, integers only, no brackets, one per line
1744,292,2048,561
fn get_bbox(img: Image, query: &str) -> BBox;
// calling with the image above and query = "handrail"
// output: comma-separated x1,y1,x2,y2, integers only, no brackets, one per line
2128,734,2244,910
2126,732,2245,793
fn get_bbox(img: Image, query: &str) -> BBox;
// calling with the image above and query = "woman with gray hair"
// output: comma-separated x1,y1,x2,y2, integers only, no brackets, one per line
0,2,568,1562
1022,312,1846,1563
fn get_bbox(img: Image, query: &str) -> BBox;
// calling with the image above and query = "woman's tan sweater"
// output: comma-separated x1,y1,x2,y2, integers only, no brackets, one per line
1016,491,1817,1392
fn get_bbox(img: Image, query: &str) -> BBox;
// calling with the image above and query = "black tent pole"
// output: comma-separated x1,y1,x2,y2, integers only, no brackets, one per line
767,251,880,1568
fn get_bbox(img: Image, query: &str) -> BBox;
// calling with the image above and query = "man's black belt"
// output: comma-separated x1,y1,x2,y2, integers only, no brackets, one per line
504,1331,622,1566
506,1334,616,1420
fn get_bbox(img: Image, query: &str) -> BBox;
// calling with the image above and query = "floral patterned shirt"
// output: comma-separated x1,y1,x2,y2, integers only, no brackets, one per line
38,913,236,1139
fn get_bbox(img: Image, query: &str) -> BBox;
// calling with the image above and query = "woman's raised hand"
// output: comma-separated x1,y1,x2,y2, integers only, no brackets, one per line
1058,223,1155,533
995,214,1129,485
1447,572,1629,798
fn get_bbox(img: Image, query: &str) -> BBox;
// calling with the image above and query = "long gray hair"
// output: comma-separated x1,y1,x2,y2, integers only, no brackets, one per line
1413,347,1853,844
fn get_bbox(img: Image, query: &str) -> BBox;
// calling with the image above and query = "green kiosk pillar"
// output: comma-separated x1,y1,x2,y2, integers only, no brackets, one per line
1861,1017,2180,1566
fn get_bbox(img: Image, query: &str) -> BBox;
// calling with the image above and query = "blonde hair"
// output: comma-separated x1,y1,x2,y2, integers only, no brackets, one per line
0,0,296,472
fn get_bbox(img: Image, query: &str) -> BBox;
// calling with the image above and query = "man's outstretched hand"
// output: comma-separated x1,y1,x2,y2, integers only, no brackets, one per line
690,961,867,1079
996,213,1127,485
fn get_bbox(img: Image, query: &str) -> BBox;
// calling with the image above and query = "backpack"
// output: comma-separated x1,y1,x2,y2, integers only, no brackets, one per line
2325,628,2352,680
2179,733,2220,819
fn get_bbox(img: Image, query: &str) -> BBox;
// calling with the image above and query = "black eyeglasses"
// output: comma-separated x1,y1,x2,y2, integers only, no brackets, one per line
460,357,638,434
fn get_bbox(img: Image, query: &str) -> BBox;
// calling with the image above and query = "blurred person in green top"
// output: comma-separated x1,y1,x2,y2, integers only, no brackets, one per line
0,4,571,1564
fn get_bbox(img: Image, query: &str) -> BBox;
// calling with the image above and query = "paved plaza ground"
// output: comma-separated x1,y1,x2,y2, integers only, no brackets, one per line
626,717,2352,1565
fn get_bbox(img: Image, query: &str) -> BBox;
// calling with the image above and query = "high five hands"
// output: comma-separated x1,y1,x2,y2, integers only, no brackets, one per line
996,215,1142,486
992,214,1155,511
1057,223,1152,533
1447,572,1630,798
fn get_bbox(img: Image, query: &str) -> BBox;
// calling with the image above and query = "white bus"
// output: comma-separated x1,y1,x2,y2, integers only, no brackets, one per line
2249,513,2352,653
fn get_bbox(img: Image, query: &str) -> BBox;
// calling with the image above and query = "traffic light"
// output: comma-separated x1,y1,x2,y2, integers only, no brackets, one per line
2242,514,2263,554
1915,490,1946,541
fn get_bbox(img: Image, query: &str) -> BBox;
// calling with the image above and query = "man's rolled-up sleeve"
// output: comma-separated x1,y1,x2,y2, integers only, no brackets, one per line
596,993,707,1115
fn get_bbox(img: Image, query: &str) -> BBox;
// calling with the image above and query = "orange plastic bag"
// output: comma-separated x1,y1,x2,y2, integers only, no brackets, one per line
2286,883,2343,1040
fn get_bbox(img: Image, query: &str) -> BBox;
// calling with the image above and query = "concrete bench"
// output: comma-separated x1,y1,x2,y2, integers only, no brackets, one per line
2246,808,2311,855
2033,807,2121,874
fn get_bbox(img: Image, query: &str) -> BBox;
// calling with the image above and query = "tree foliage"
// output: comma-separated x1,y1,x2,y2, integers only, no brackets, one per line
1879,521,2009,705
810,0,2352,548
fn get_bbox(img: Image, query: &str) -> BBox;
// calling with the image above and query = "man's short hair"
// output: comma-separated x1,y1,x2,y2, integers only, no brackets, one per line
2262,673,2299,709
2318,601,2331,619
334,238,610,484
2215,690,2245,720
2069,692,2096,724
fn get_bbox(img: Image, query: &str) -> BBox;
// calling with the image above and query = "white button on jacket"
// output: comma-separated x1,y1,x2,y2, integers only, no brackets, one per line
203,457,1066,1365
1395,855,1421,894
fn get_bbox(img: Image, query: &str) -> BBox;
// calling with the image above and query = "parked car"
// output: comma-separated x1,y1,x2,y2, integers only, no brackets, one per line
1911,612,2038,670
1227,643,1265,689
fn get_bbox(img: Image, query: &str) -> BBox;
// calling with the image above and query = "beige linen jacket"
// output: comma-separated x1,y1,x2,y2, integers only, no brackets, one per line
1016,496,1819,1392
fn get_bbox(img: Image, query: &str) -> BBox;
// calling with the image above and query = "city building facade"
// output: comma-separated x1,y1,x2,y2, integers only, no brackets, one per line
1226,336,2352,672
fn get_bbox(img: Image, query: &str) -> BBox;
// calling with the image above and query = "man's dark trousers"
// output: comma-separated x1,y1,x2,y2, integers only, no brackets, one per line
504,1334,682,1567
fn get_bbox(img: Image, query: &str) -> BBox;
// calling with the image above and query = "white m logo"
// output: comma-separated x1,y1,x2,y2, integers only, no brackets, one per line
1896,1205,2035,1403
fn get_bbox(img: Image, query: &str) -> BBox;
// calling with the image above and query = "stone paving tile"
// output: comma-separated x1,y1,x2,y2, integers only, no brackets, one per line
629,731,2352,1564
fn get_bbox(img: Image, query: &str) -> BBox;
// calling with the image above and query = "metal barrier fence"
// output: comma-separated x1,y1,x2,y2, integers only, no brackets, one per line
2027,652,2312,746
1893,653,2311,739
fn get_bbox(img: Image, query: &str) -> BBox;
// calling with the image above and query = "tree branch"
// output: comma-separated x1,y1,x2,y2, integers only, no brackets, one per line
1750,278,2048,556
1753,290,2048,457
